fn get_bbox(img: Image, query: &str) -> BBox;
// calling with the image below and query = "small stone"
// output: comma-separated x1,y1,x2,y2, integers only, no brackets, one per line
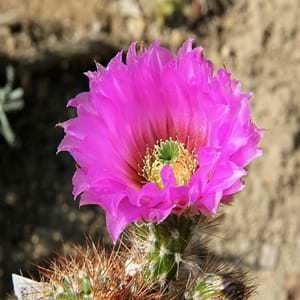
5,192,17,205
52,231,62,241
68,211,76,222
31,234,39,244
119,0,141,17
126,17,145,41
259,244,278,269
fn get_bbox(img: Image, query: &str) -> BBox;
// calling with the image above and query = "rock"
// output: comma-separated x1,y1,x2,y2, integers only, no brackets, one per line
259,244,279,269
119,0,141,17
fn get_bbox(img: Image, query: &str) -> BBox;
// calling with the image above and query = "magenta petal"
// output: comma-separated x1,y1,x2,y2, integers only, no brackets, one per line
231,139,263,167
169,186,189,213
106,199,141,243
57,134,78,153
135,183,161,207
146,201,173,223
146,41,174,70
72,168,89,198
198,147,221,167
79,178,130,217
188,176,203,205
177,38,194,56
199,191,223,215
126,42,139,67
204,162,246,194
79,190,100,206
197,147,221,182
67,92,95,116
161,165,177,187
135,183,173,222
221,180,245,203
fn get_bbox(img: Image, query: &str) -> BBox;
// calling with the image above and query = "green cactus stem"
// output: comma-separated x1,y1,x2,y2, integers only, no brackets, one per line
134,214,201,283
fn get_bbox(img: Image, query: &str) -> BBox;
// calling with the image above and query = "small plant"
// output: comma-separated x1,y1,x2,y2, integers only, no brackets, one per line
0,65,24,146
154,0,185,21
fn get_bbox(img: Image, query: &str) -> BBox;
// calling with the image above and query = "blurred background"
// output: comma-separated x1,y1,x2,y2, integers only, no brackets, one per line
0,0,299,299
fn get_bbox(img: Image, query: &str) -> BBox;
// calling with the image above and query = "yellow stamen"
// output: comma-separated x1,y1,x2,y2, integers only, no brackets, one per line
142,139,197,189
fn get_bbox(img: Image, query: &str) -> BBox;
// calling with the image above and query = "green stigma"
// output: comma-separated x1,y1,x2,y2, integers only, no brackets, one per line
154,140,180,164
142,139,197,189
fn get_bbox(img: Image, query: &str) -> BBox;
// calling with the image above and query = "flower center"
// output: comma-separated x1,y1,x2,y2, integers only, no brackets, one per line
142,139,197,188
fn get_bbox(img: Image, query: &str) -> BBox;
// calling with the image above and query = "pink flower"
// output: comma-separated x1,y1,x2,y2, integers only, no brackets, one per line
58,40,262,242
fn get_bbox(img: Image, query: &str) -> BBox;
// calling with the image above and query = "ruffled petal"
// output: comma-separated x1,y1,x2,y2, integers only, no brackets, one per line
106,198,141,243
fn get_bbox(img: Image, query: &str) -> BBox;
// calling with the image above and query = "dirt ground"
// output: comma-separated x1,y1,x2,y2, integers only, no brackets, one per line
0,0,300,299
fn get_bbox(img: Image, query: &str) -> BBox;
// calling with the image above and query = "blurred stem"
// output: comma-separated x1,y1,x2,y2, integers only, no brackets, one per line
0,66,24,146
0,104,16,146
